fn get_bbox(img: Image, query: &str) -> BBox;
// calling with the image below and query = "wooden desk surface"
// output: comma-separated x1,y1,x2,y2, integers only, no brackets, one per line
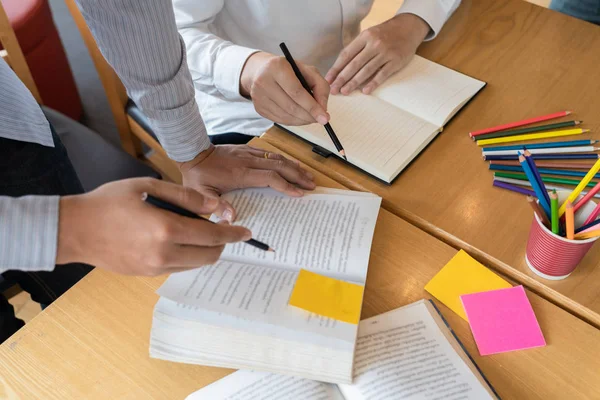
261,0,600,327
1,140,600,399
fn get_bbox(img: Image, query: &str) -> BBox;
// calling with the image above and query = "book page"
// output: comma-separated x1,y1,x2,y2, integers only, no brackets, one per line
186,370,345,400
338,301,495,400
217,188,381,283
157,262,357,343
372,55,485,127
283,95,439,182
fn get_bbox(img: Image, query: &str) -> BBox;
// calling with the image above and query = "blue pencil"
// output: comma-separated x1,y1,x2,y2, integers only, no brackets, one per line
575,218,600,234
482,140,598,152
524,150,552,209
489,164,600,179
484,153,600,161
518,152,551,216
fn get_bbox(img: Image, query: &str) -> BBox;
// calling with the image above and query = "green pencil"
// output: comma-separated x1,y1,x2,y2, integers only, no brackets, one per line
550,190,559,234
474,120,582,141
493,171,598,188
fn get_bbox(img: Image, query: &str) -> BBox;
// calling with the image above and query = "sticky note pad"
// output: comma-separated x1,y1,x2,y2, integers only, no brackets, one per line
424,250,512,321
461,286,546,356
289,269,364,324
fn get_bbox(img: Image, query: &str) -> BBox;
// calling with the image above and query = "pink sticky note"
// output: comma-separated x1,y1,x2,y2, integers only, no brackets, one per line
460,286,546,356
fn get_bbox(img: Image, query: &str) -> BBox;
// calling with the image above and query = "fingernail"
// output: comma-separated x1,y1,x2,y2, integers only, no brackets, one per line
330,85,339,94
243,229,252,241
295,188,305,196
362,87,372,94
205,196,219,208
325,73,333,82
223,209,233,222
304,170,314,180
316,115,328,125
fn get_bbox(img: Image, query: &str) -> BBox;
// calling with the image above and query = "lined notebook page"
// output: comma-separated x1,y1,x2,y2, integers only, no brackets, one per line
186,370,345,400
284,94,439,182
338,301,495,400
373,55,485,127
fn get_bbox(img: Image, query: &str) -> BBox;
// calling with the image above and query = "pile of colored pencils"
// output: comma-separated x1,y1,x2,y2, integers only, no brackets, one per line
471,111,600,239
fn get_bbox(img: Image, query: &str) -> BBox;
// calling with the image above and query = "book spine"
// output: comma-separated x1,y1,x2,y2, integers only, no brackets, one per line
427,299,502,400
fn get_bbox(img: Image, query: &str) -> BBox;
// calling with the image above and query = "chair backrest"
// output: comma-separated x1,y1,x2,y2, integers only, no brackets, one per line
0,1,42,103
64,0,141,157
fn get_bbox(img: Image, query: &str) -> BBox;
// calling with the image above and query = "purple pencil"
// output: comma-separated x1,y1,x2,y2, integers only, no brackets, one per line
493,180,537,196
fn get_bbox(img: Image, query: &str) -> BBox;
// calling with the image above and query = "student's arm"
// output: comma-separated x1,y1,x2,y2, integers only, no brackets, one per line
326,0,461,96
173,0,330,127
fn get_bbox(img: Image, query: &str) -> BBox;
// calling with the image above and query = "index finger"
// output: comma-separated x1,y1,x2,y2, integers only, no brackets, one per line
277,64,330,125
299,63,330,112
169,216,252,247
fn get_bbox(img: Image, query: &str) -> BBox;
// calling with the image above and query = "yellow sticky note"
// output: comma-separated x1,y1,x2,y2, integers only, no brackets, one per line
425,250,512,321
289,269,364,324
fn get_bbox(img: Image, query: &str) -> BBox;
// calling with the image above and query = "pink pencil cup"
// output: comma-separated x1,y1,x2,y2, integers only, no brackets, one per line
526,191,599,280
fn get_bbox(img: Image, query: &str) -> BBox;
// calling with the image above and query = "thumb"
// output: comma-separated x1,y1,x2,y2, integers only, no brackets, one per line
144,180,220,216
212,198,237,223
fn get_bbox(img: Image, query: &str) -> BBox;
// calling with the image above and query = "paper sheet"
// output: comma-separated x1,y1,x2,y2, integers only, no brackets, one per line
461,286,546,356
289,269,364,324
425,250,512,321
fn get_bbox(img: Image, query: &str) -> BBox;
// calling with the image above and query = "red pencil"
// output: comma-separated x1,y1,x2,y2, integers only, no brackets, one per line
573,180,600,214
469,110,572,137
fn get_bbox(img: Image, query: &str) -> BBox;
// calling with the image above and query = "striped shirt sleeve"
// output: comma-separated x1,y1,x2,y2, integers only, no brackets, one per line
0,196,59,273
74,0,211,162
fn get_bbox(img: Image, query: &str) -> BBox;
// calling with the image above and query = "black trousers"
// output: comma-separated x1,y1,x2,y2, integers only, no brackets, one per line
0,128,93,343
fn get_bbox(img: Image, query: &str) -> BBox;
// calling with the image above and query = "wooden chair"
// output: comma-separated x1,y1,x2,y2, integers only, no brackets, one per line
64,0,181,182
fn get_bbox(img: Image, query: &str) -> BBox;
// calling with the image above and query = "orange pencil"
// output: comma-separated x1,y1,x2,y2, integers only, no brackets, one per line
565,200,575,240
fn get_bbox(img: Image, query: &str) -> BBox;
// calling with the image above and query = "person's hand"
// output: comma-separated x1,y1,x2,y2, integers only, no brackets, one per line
240,51,331,126
55,178,252,276
325,13,430,95
179,144,316,221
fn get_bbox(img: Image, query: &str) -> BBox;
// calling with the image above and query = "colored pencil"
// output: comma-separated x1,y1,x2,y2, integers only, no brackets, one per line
477,128,589,146
527,196,551,227
583,202,600,226
489,164,600,179
558,158,600,217
574,229,600,240
492,176,600,199
493,180,536,196
482,146,598,157
482,139,596,152
142,193,274,252
474,120,582,141
524,150,551,213
550,191,559,234
573,181,600,214
483,153,599,161
577,225,600,235
519,153,551,216
565,200,575,239
469,110,572,137
493,172,599,190
575,218,600,234
489,160,596,169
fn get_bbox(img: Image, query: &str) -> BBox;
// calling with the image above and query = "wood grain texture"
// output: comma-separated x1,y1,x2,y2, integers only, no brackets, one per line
262,0,600,327
1,139,599,399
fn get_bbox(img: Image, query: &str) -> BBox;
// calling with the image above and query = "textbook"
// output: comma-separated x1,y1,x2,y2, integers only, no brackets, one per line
186,300,499,400
279,56,486,184
150,187,382,384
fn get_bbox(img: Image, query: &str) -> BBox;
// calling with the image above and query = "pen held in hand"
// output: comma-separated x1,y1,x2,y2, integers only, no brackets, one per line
279,42,347,160
142,193,274,252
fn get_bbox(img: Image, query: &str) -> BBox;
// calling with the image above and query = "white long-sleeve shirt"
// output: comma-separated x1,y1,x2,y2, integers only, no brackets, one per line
173,0,461,137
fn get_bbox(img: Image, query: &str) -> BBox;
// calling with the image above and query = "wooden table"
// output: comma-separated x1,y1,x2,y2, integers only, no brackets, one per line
1,140,600,399
261,0,600,327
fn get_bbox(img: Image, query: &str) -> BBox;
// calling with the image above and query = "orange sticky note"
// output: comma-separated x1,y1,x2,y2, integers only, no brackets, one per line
425,250,512,321
289,269,364,324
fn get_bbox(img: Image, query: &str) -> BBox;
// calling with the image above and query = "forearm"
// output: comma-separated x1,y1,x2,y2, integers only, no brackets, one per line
0,196,59,273
397,0,461,40
74,0,210,162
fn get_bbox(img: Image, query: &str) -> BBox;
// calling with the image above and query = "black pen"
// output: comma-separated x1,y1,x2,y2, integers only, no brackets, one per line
279,42,347,160
142,193,274,252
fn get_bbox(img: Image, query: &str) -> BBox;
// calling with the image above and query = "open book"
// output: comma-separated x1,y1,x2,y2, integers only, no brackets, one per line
186,300,499,400
279,56,486,184
150,188,382,384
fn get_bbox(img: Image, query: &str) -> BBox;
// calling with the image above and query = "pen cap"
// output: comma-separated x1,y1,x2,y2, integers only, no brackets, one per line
526,191,598,280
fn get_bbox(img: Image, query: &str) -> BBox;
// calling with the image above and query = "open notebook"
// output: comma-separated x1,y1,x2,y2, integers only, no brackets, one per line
150,188,382,384
279,56,486,184
186,300,499,400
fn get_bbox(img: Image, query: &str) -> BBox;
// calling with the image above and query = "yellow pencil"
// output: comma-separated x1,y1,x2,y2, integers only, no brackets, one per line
477,128,590,146
558,157,600,217
574,229,600,240
565,200,575,240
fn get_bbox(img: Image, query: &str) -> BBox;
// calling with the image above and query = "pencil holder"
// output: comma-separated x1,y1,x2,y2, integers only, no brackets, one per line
525,191,598,280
